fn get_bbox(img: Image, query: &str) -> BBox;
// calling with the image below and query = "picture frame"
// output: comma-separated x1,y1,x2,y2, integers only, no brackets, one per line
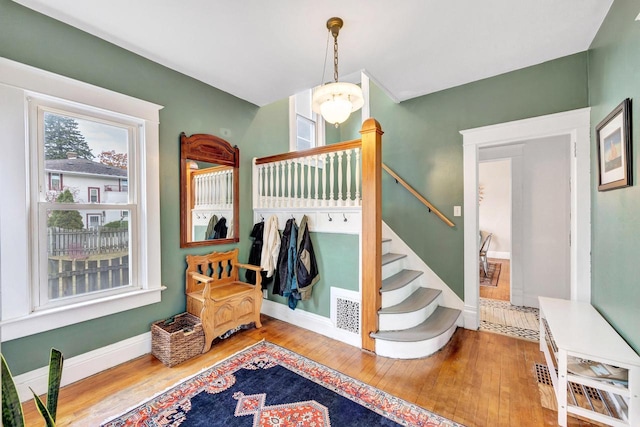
596,98,632,191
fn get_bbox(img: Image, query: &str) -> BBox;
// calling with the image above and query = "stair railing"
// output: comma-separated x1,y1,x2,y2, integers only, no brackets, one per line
253,139,362,209
382,163,455,227
252,119,382,352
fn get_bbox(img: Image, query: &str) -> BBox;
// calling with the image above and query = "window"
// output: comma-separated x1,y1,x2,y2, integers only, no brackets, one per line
88,187,100,203
0,57,163,341
289,89,325,152
87,214,102,228
50,173,61,191
34,102,138,306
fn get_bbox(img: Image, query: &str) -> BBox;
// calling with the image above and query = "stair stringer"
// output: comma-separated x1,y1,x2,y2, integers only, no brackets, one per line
382,221,464,318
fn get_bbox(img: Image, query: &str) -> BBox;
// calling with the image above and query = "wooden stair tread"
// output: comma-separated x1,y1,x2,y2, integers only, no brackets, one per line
379,287,441,314
371,306,460,342
381,269,423,293
382,253,406,265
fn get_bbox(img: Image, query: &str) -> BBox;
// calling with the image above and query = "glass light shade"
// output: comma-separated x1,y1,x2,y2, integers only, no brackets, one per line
312,82,364,125
320,97,352,125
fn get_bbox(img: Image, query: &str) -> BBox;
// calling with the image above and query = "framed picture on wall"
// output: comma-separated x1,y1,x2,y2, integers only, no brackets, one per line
596,98,632,191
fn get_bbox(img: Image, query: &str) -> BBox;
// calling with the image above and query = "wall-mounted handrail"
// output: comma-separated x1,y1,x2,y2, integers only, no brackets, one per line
382,163,455,227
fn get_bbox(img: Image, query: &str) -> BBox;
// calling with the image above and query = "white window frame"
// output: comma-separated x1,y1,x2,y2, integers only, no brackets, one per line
88,186,100,203
0,57,164,341
289,89,325,153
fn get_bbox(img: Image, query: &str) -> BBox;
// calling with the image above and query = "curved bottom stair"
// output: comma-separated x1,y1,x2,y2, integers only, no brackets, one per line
372,238,461,359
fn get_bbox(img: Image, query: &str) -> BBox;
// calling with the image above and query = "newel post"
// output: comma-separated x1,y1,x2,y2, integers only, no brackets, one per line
360,118,383,352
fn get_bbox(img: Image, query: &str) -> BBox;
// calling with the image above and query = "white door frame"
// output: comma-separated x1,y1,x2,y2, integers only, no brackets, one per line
460,108,591,330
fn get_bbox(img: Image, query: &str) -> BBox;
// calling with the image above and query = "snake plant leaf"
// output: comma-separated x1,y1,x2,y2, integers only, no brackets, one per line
30,390,55,427
1,354,25,427
46,348,63,421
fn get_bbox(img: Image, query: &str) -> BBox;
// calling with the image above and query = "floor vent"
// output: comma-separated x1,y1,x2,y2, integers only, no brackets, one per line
336,297,360,334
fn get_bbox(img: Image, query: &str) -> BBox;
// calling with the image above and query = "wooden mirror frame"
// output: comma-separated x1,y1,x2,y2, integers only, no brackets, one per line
180,132,239,248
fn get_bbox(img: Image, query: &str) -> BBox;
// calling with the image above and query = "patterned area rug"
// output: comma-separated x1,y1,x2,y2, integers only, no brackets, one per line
479,262,500,287
102,341,463,426
480,298,539,341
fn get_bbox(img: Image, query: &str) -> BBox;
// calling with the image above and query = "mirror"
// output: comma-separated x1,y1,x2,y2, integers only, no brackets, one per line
180,132,239,247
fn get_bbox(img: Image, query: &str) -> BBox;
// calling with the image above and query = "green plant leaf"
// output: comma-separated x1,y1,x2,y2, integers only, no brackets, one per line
30,390,55,427
46,348,64,422
1,354,25,427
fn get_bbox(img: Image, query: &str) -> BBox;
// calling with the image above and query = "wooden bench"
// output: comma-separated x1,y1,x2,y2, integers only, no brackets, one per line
185,249,263,353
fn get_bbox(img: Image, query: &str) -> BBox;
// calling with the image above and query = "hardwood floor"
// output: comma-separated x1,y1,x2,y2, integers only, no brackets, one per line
23,315,598,426
480,258,510,301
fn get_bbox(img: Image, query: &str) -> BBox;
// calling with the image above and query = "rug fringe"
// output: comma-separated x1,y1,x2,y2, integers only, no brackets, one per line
100,339,266,425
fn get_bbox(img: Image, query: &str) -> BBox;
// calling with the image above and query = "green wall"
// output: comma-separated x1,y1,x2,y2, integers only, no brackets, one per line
0,0,263,374
371,53,589,297
588,0,640,352
2,0,629,375
0,0,360,374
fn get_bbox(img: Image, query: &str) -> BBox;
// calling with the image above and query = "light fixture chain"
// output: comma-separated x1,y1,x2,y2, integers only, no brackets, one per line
333,34,339,83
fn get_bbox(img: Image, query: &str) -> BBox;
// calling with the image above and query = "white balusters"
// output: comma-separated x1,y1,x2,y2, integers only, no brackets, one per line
286,160,292,208
300,158,305,203
269,163,275,208
322,153,328,206
257,164,263,208
337,151,344,206
346,149,352,206
252,145,363,210
355,148,361,206
314,155,319,207
329,152,336,207
293,159,299,207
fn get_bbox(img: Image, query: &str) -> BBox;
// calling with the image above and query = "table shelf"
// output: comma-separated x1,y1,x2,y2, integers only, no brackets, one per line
539,297,639,427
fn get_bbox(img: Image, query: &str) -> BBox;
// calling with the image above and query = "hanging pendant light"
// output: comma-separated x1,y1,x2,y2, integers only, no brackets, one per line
312,17,364,127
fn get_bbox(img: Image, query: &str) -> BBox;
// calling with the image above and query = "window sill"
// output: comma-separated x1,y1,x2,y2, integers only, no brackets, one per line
0,286,166,342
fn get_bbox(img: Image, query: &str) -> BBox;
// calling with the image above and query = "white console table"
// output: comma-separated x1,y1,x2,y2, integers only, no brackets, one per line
539,297,640,426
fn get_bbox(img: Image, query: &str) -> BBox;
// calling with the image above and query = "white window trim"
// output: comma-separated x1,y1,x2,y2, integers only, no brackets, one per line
0,57,164,341
289,93,325,153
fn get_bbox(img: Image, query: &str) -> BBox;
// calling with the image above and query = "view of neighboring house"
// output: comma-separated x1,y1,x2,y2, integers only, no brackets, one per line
45,153,128,228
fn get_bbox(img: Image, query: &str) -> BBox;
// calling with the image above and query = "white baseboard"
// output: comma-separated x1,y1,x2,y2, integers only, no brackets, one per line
13,332,151,402
261,300,360,348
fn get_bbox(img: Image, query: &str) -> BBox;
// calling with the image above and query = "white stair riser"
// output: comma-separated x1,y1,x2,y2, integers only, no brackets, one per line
375,324,457,359
382,239,392,255
379,296,440,330
381,280,421,308
382,258,405,279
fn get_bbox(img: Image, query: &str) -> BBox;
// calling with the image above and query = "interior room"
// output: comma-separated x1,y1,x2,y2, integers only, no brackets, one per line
1,1,639,426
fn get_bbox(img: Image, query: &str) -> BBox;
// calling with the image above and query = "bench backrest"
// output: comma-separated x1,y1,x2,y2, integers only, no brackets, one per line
185,248,240,294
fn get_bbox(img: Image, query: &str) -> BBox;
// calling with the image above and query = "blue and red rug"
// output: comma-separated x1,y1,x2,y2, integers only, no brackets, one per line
102,341,463,426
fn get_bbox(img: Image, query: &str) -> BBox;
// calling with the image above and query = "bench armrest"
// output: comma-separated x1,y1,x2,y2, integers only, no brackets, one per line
190,272,214,284
235,263,262,272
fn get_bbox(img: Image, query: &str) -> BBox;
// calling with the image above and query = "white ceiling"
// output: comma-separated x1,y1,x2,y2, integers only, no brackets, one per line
15,0,613,106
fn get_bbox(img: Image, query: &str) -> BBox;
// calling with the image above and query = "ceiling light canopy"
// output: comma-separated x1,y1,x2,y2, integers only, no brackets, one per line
312,17,364,127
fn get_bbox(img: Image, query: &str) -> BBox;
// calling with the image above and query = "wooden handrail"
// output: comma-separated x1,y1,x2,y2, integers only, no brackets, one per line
255,139,361,165
382,163,455,227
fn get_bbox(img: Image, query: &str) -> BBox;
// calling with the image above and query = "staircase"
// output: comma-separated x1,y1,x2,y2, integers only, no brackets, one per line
371,237,462,359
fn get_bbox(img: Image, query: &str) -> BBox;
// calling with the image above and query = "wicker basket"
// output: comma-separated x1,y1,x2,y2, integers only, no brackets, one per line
151,313,204,367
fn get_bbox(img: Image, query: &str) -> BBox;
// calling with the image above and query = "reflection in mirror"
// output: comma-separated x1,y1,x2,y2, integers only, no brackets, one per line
180,133,239,247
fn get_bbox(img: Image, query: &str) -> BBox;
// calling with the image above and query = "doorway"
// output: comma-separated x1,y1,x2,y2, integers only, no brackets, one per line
460,108,591,330
478,158,512,302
